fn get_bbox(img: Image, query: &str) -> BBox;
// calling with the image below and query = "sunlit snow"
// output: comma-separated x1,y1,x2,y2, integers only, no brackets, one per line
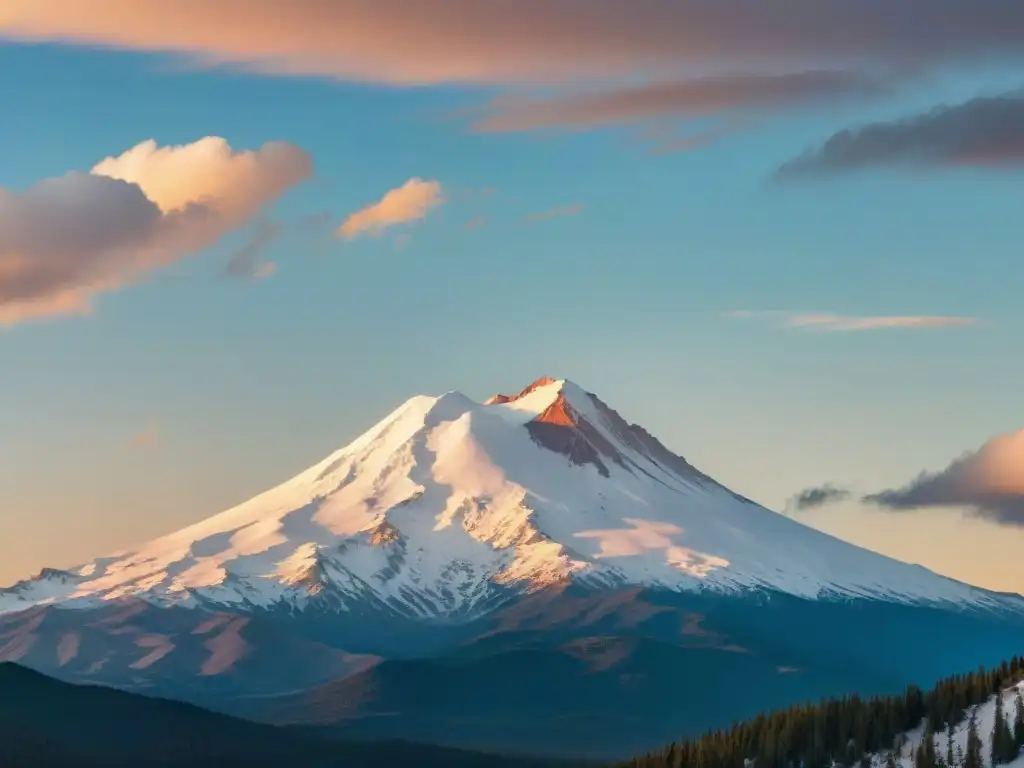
0,379,1011,618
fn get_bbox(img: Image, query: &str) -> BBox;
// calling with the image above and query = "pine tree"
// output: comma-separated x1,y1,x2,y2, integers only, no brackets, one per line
916,724,937,768
964,710,983,768
945,722,956,768
992,691,1015,764
992,691,1006,764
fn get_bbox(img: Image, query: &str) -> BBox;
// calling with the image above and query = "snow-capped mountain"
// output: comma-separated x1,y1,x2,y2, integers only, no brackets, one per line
7,376,1024,759
0,376,1012,618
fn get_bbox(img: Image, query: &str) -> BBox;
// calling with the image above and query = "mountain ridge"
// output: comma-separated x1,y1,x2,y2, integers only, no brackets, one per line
5,377,1024,756
0,661,581,768
1,376,1018,619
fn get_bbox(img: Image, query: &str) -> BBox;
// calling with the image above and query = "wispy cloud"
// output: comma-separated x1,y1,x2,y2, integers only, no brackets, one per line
525,203,583,222
4,2,1024,85
337,178,445,239
778,92,1024,178
786,313,977,331
464,215,486,230
471,71,889,133
727,310,978,332
130,422,159,449
643,124,747,155
786,484,852,512
11,1,996,137
864,429,1024,526
0,137,311,325
224,219,281,280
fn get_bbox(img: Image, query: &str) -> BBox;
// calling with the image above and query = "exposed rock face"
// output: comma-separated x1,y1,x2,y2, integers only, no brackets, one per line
488,377,750,500
367,520,401,547
495,377,705,485
525,393,613,477
484,375,558,406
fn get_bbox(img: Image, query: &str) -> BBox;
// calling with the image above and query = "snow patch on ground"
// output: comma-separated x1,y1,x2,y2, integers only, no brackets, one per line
874,681,1024,767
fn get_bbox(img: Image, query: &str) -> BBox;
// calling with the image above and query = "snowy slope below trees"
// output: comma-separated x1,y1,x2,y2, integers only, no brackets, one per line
877,682,1024,768
2,377,1019,620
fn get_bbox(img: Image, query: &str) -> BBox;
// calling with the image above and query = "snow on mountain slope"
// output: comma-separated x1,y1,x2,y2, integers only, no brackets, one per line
873,682,1024,767
0,377,1013,618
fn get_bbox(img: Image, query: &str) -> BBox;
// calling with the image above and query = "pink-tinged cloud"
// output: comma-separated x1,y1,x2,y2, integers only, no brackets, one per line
2,1,1024,85
130,422,159,448
865,429,1024,526
785,313,977,331
92,137,310,231
472,71,888,133
337,178,444,239
525,203,583,222
727,310,977,332
0,137,311,324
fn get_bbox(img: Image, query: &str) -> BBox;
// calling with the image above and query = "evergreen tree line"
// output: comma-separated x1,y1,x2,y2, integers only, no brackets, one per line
620,656,1024,768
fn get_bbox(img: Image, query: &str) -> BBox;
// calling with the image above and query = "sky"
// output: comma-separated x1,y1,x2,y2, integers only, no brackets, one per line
1,1,1023,592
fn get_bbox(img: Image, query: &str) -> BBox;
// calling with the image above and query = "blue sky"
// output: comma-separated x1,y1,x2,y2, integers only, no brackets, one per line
1,6,1023,590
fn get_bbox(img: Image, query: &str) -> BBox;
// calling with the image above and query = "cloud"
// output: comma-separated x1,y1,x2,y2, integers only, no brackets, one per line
464,215,486,230
864,430,1024,526
777,92,1024,177
3,1,1024,86
0,136,311,324
787,484,851,512
727,310,977,332
225,219,282,280
644,124,747,155
8,3,981,139
337,178,444,239
471,71,889,133
526,204,583,222
786,313,977,331
130,422,159,449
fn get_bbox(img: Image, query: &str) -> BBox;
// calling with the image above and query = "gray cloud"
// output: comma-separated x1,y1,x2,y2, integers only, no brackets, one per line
225,219,282,281
788,484,852,512
864,429,1024,526
0,137,310,324
778,92,1024,178
0,173,196,322
472,71,890,133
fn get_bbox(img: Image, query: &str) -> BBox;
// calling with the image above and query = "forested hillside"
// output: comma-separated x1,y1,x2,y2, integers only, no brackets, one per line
622,657,1024,768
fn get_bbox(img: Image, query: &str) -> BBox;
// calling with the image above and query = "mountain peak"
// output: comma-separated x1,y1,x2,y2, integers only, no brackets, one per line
0,374,1008,620
483,375,563,406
